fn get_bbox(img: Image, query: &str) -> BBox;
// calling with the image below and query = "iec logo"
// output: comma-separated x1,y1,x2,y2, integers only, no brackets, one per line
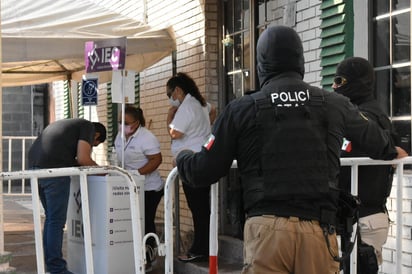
71,188,84,239
74,189,82,214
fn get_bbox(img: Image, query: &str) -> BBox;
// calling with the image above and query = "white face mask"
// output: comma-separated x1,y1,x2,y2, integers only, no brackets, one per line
124,125,133,135
118,123,135,136
169,97,181,107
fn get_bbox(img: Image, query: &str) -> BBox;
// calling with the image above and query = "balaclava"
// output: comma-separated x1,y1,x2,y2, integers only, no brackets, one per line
257,25,305,88
334,57,375,105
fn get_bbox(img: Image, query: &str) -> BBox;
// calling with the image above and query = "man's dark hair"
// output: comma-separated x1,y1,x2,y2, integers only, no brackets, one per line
92,122,106,142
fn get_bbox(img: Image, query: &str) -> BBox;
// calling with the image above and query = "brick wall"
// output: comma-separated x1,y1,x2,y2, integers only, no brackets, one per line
259,0,323,86
296,0,322,85
135,1,220,242
382,175,412,273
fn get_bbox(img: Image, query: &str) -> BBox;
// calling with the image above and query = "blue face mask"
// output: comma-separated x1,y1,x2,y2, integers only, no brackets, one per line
169,97,181,107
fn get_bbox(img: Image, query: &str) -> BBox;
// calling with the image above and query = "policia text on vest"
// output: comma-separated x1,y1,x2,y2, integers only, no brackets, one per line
270,89,310,107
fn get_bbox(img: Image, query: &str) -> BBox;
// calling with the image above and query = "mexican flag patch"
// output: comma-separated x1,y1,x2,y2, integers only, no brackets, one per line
341,138,352,152
203,134,215,150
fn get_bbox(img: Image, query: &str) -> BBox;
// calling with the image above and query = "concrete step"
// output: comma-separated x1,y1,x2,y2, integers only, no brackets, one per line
174,257,243,274
218,235,243,263
174,235,244,274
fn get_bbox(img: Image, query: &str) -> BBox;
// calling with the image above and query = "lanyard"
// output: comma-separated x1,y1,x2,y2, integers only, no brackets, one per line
123,135,134,151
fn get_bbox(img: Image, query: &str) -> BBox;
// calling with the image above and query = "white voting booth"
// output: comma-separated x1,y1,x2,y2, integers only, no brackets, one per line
67,173,145,274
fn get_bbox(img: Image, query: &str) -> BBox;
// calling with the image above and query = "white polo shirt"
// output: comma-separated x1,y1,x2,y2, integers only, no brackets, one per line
169,93,211,156
114,126,164,191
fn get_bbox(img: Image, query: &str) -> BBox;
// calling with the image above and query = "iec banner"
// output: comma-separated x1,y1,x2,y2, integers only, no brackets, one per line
85,37,127,73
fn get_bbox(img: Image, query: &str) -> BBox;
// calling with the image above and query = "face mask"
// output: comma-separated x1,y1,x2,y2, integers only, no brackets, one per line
169,97,181,107
124,125,133,135
118,123,134,136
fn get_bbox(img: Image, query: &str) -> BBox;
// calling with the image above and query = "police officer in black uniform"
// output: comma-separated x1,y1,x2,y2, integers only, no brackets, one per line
176,26,405,274
333,57,407,274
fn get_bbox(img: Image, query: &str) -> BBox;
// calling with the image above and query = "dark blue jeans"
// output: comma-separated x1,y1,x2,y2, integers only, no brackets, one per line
38,176,71,274
144,189,164,248
182,183,210,256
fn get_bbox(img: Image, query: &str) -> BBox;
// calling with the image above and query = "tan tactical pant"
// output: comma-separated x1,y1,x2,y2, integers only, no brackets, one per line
359,212,390,265
242,215,340,274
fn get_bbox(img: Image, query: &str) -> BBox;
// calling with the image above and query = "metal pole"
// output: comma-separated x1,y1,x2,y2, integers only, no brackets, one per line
30,177,45,273
350,164,359,274
79,172,94,274
21,140,25,193
7,139,11,193
209,183,219,274
396,163,404,274
164,167,178,274
0,13,13,269
120,70,125,169
127,174,145,274
174,176,180,254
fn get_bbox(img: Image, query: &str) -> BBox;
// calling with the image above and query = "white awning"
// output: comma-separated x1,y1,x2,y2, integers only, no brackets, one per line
1,0,176,87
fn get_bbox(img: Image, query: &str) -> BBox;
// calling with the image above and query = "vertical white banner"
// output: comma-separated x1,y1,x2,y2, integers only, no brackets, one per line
111,70,136,104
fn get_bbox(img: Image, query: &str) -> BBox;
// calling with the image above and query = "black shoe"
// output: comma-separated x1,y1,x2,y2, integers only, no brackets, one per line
177,253,207,263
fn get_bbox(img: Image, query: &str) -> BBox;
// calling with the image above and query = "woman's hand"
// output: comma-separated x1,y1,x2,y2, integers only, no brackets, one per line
167,106,178,125
167,106,184,139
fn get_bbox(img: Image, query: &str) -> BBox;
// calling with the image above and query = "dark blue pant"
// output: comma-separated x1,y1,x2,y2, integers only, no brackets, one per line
38,176,71,274
182,183,210,255
145,189,164,248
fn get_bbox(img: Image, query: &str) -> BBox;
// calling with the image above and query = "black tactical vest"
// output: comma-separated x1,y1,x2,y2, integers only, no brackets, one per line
250,86,330,202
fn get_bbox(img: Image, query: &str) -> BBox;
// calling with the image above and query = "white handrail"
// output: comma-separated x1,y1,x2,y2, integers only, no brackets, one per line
164,167,178,274
79,172,94,274
30,176,44,272
209,183,219,274
341,157,412,274
163,168,220,274
163,164,234,274
395,162,404,274
0,166,145,274
164,157,412,274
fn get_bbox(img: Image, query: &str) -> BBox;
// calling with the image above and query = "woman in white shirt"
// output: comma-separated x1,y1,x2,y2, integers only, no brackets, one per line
166,72,211,262
114,106,164,271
